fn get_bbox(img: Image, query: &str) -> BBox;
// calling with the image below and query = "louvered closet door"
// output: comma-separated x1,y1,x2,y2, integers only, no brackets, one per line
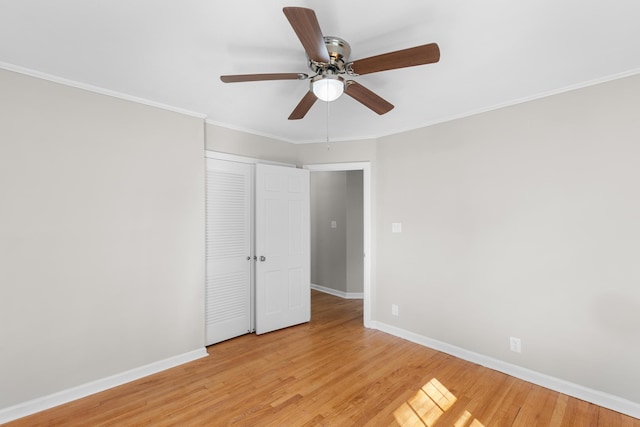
205,158,253,345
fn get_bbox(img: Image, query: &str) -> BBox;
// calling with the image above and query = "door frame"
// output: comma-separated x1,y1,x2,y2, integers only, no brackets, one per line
204,150,296,339
303,162,372,328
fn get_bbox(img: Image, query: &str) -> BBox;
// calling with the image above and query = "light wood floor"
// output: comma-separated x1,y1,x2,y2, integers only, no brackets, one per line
6,290,639,426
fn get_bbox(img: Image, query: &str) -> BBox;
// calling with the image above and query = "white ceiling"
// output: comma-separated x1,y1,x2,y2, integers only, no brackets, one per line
1,0,639,143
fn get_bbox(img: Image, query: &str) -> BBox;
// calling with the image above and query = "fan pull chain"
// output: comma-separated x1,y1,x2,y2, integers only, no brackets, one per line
326,98,331,151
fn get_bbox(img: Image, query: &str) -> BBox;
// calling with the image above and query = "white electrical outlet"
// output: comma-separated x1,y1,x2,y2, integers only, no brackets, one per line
510,337,522,353
392,304,399,316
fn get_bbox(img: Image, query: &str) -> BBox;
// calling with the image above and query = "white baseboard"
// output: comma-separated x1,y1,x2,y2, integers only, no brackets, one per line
0,348,208,424
370,321,640,420
311,283,364,300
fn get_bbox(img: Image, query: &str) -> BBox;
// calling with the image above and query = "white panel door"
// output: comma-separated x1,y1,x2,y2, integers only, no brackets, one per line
205,158,253,345
255,164,310,334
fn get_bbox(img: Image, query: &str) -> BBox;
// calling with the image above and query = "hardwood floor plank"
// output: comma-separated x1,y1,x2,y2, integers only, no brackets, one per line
559,398,599,427
4,290,639,426
548,393,569,427
512,386,559,426
484,379,534,426
598,405,639,427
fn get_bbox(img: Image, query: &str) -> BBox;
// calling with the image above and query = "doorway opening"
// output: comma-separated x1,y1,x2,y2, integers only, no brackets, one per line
303,162,372,327
310,170,363,298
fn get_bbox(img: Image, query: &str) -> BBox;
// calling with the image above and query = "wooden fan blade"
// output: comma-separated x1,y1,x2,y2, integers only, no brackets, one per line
283,7,330,64
350,43,440,76
220,73,306,83
344,81,394,115
288,91,318,120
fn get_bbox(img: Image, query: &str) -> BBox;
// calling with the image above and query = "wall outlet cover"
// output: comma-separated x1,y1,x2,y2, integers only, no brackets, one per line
392,304,399,316
510,336,522,353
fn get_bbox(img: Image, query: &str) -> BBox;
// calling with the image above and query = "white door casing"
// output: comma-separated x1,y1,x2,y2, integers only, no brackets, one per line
255,164,311,334
303,162,372,328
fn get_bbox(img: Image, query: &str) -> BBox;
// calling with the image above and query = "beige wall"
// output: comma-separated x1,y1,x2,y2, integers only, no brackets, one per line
0,69,205,408
346,171,364,294
295,139,376,166
205,123,297,164
310,171,348,291
3,62,639,415
375,74,640,403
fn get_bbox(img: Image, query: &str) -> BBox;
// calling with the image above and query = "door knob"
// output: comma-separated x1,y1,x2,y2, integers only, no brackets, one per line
260,256,266,262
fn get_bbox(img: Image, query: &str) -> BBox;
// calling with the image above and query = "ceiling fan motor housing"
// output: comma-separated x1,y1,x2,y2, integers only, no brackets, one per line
308,36,351,76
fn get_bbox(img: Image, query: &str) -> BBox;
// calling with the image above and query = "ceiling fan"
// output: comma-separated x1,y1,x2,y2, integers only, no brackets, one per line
220,7,440,120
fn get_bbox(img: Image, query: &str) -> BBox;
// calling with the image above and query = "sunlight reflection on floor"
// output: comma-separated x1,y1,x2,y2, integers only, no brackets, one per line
393,378,485,426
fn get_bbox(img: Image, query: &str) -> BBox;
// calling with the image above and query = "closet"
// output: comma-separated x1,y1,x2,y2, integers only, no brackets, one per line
205,154,310,345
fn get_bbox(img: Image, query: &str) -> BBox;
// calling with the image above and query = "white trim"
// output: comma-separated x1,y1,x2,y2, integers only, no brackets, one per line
208,69,640,144
375,68,640,140
0,348,208,424
4,61,638,143
205,150,295,167
0,61,207,119
371,321,640,419
204,119,377,145
303,162,372,328
205,119,296,144
311,283,364,300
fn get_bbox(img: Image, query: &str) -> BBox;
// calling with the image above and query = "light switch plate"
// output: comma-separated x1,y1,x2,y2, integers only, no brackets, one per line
392,222,402,233
331,220,337,229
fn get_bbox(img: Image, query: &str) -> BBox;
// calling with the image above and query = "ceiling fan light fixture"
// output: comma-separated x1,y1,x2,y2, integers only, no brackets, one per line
311,75,344,102
221,7,439,119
